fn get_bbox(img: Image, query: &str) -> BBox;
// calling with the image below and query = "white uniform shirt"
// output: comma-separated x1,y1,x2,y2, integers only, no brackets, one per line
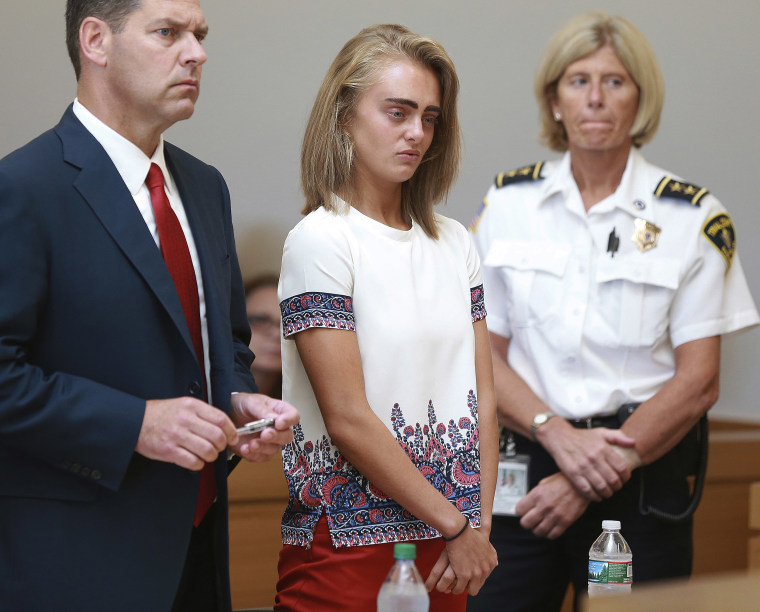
471,148,758,420
278,197,485,547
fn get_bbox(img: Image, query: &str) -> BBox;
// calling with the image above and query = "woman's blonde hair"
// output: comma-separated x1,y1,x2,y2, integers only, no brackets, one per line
534,12,665,152
301,24,461,239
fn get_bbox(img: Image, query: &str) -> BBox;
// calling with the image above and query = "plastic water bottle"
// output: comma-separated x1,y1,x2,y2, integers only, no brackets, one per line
587,520,633,598
377,542,429,612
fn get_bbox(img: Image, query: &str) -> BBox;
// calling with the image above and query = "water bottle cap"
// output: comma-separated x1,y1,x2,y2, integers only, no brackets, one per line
393,543,417,560
602,520,621,530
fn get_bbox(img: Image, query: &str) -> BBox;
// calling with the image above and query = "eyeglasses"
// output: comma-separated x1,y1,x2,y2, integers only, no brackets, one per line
247,314,280,332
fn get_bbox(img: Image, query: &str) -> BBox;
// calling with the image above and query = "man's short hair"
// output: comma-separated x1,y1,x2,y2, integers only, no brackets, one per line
65,0,142,79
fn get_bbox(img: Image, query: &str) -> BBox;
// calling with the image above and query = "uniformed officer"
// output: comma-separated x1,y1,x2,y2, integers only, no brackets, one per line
467,11,759,611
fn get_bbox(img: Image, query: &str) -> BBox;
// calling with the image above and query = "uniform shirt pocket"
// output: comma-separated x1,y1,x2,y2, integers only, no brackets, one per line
484,240,571,328
595,257,680,347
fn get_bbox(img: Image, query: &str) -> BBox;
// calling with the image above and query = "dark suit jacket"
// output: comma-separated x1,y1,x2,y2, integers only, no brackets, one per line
0,106,257,611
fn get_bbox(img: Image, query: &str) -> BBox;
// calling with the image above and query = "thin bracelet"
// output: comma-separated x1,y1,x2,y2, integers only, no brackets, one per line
442,516,470,542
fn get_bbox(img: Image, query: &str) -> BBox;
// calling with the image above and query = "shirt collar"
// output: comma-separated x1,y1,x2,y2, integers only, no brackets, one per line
538,148,655,222
72,98,174,196
539,151,573,204
608,147,656,222
537,152,584,216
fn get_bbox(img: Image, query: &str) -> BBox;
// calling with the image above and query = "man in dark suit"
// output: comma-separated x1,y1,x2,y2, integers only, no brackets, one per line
0,1,299,610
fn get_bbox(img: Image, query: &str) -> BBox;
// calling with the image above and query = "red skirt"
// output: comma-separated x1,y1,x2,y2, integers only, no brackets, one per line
275,515,467,611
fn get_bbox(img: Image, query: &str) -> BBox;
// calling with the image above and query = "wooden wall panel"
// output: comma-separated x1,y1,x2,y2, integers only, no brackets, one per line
750,482,760,570
693,429,760,575
228,459,287,610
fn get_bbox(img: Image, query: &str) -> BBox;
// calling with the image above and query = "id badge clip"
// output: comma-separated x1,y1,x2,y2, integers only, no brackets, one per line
493,429,529,516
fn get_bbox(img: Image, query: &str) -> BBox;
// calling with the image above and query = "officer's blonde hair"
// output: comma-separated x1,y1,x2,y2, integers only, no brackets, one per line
535,12,664,152
300,24,461,240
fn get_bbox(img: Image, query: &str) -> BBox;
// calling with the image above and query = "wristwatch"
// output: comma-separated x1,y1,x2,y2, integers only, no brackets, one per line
530,411,557,440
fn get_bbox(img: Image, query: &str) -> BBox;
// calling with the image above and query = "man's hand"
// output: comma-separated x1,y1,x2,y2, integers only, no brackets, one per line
538,419,635,501
229,393,299,462
516,472,589,539
137,397,238,470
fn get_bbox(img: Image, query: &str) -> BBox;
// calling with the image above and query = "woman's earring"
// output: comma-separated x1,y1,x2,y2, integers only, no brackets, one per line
554,112,561,121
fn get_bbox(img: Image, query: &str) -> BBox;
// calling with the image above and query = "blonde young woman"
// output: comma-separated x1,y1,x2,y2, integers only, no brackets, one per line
469,12,759,611
274,24,498,612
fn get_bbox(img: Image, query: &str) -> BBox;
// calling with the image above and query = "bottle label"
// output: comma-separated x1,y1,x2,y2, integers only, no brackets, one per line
588,560,633,585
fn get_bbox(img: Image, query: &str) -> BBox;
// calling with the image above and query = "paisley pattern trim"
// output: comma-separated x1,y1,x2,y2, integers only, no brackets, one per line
471,284,486,322
280,292,355,337
280,391,481,547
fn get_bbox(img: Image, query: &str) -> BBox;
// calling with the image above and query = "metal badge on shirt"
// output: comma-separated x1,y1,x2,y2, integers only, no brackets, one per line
632,218,661,252
493,430,529,516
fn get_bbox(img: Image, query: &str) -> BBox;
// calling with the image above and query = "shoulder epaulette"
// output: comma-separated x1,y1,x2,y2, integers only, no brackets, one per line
654,176,709,206
494,162,545,188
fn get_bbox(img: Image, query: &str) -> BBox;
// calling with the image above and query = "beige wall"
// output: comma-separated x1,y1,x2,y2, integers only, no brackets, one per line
2,0,758,420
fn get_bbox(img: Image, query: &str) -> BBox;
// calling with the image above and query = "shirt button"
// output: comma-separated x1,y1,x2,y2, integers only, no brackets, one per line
188,381,203,397
575,396,583,404
90,470,102,481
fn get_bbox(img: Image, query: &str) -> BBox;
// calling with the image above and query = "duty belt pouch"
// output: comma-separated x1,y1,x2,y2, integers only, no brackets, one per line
617,405,709,523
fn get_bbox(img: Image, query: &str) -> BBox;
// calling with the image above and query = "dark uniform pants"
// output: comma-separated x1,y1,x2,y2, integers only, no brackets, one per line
467,434,693,612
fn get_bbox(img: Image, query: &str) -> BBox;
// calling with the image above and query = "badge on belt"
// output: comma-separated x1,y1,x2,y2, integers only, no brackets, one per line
493,430,529,516
632,218,661,252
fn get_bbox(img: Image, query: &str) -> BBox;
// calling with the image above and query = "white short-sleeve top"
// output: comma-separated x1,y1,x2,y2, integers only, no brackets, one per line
278,197,486,548
471,148,759,420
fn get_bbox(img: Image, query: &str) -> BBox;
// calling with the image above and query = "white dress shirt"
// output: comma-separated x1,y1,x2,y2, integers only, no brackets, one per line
471,148,758,419
72,99,211,397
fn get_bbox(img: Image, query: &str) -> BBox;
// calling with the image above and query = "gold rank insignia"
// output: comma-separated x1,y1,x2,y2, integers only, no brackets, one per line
654,176,709,206
632,218,661,252
702,213,735,271
495,162,544,188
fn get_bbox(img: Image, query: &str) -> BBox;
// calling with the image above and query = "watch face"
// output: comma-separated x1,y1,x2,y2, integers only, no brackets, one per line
531,412,555,440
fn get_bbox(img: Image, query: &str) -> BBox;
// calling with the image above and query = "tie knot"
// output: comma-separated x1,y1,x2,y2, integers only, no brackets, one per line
146,163,165,191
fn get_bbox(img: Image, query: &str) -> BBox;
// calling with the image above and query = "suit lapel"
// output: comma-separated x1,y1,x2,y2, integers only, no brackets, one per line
55,107,196,358
166,149,224,374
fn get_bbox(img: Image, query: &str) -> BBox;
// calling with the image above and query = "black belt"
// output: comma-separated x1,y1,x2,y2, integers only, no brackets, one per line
566,403,640,429
567,414,620,429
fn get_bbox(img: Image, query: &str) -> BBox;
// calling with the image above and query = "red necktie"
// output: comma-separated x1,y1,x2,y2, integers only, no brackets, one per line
146,163,216,527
